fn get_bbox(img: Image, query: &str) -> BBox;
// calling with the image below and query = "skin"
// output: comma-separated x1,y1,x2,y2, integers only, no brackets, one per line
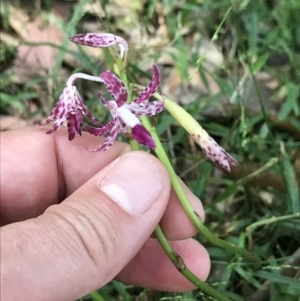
1,126,210,301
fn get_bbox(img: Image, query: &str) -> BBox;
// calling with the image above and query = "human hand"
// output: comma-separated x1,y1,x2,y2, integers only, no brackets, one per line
1,126,210,301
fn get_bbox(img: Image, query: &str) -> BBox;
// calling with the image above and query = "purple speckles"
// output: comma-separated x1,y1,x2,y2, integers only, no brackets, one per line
100,70,127,107
42,80,101,140
203,138,238,172
42,32,164,152
86,64,164,151
191,134,238,172
134,65,160,104
128,101,164,117
70,33,129,57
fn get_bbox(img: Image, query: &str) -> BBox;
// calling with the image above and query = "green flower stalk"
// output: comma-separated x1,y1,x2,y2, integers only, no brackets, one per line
141,115,261,267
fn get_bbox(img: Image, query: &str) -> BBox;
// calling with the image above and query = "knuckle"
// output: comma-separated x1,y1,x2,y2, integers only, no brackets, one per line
45,199,122,272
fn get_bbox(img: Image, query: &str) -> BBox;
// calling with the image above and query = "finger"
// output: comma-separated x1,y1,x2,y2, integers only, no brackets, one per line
1,126,204,242
1,152,171,301
117,238,211,292
0,126,129,225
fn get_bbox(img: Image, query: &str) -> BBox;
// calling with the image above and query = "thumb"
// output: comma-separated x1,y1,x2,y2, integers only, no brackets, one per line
1,152,170,301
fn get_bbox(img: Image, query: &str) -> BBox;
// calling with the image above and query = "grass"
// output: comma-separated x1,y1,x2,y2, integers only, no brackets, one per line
1,0,300,300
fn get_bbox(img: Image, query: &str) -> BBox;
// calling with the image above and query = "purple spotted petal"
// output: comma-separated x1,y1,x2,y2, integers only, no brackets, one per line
67,113,83,140
134,65,160,104
128,101,164,116
70,33,129,53
192,135,239,172
42,83,101,138
82,103,102,126
43,94,68,134
87,118,121,152
42,98,63,127
86,119,115,136
73,88,101,126
100,70,127,107
104,99,119,120
131,124,155,149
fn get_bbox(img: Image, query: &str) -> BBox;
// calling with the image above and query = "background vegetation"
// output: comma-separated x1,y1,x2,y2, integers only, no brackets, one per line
1,0,300,300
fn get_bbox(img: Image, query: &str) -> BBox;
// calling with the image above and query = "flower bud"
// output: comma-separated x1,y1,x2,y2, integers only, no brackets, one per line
70,33,128,60
164,98,238,172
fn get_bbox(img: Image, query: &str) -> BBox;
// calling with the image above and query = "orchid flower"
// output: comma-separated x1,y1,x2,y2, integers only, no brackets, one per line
42,73,103,140
86,65,164,151
42,65,163,151
42,32,164,151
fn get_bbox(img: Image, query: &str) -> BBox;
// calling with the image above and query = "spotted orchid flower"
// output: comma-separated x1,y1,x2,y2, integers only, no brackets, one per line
42,73,103,140
86,65,164,151
42,32,163,151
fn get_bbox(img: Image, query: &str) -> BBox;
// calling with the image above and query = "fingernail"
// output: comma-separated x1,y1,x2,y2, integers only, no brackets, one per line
98,152,163,215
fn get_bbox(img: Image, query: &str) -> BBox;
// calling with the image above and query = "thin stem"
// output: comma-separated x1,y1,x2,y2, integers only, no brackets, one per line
125,84,238,300
196,7,232,67
236,157,278,185
246,212,300,250
129,138,140,151
127,126,231,300
127,124,230,300
140,116,261,267
155,225,232,301
67,73,104,85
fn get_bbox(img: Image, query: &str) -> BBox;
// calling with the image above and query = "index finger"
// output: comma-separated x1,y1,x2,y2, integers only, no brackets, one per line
0,126,129,225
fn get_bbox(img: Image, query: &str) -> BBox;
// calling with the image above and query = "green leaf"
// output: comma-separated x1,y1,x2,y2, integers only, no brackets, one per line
278,84,300,120
89,291,106,301
210,184,239,207
193,160,212,199
156,114,175,135
287,84,300,116
175,36,189,81
254,271,300,290
111,281,130,301
251,53,269,74
281,153,300,213
0,92,37,113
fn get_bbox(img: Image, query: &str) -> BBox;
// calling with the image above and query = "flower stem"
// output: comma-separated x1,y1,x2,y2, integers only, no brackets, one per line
154,225,232,301
140,116,261,267
129,138,140,151
127,140,232,301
